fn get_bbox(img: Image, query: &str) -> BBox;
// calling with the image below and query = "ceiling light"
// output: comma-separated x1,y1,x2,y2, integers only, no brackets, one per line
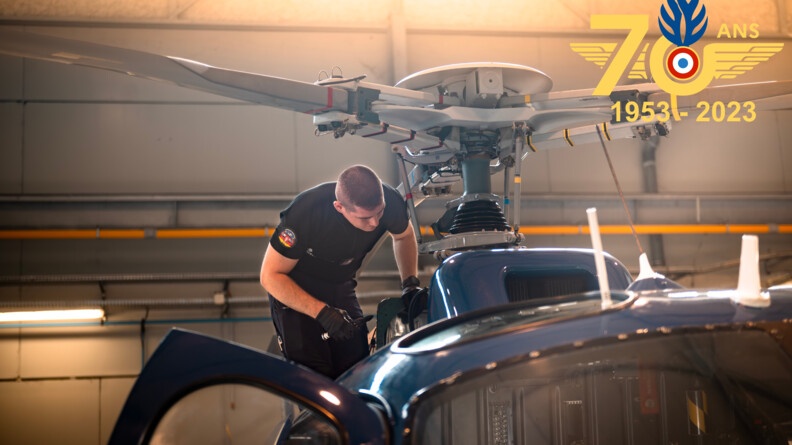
0,309,105,323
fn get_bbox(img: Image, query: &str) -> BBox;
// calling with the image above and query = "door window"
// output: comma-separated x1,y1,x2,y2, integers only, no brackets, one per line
150,383,340,445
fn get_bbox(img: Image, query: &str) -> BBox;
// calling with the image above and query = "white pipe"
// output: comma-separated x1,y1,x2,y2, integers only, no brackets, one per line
587,208,612,308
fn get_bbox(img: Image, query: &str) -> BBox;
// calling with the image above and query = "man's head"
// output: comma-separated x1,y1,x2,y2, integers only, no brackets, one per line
334,165,385,232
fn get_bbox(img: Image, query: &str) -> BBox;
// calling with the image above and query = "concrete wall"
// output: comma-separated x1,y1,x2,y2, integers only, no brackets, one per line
0,311,282,444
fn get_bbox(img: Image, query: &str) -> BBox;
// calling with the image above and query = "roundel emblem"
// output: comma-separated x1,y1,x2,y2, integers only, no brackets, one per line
666,47,700,80
278,228,296,248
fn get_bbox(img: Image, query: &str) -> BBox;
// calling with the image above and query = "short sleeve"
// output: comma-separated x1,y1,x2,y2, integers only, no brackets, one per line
382,185,410,235
269,199,313,260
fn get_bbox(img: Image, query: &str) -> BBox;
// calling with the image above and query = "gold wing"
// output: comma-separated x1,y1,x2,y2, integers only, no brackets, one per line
628,43,651,80
569,43,617,68
704,42,785,80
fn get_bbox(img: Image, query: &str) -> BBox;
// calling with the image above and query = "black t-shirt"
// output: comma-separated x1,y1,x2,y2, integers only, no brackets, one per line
270,182,409,284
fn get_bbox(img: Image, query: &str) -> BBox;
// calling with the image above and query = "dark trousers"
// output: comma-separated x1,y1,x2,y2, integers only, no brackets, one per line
269,277,369,380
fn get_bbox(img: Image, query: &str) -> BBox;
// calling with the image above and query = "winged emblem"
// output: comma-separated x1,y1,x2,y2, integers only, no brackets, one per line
706,42,785,79
573,38,784,90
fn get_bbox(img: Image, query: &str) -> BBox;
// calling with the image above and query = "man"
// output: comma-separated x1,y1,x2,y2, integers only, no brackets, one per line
260,165,419,379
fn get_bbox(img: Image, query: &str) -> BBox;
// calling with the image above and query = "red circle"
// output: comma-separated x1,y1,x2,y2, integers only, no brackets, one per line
666,47,699,80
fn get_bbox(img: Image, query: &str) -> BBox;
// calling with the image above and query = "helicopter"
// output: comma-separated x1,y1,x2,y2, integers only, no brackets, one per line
3,16,792,445
2,22,789,336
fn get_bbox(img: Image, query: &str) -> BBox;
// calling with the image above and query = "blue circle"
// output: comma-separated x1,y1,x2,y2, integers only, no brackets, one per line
671,52,695,74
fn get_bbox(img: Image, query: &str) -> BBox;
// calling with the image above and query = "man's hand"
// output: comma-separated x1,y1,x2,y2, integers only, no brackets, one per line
401,275,425,310
353,314,374,328
401,276,429,329
316,305,360,341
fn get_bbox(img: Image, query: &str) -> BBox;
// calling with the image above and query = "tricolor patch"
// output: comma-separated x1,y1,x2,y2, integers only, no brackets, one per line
278,228,296,248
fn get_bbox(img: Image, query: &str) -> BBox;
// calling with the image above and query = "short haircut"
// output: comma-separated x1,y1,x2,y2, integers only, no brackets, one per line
336,165,384,210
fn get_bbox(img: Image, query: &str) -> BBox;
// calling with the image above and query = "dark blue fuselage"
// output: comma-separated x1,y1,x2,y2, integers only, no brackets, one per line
428,248,633,321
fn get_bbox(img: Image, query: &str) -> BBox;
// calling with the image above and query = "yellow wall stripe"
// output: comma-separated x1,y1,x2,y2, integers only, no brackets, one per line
520,226,582,235
726,224,770,233
0,230,97,239
519,224,780,235
156,228,273,238
99,230,147,239
0,229,147,239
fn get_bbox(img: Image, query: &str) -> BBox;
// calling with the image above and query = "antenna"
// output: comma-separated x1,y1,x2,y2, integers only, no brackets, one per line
636,253,656,280
733,234,770,307
595,125,644,255
626,252,684,291
586,208,612,308
594,125,685,293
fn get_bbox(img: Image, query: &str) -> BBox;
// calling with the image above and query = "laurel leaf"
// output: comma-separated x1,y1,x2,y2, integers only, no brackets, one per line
658,0,709,47
685,0,708,45
658,0,683,46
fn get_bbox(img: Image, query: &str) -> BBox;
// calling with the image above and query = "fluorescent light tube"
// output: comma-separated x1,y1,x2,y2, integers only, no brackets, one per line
0,309,105,322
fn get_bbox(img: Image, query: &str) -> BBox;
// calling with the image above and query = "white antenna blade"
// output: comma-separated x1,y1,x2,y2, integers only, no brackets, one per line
734,234,769,307
586,208,612,308
636,253,655,280
627,251,684,291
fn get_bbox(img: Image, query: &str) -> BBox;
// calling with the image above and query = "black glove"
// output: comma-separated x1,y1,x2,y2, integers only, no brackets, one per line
353,314,374,328
401,276,429,329
401,275,423,310
316,305,358,341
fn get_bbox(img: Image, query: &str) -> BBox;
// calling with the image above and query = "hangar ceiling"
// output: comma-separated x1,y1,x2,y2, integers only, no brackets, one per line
0,0,790,35
0,0,791,303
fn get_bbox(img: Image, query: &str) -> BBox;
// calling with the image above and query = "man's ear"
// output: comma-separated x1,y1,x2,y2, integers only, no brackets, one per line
332,201,344,213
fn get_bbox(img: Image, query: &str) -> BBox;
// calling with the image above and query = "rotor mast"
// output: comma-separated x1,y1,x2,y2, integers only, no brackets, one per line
389,64,556,255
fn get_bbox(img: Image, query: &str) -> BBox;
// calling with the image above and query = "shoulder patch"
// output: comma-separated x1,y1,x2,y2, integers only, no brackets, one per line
278,228,297,248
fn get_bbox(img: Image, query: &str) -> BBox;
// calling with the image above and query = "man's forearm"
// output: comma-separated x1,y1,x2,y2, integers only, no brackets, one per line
392,233,419,282
261,272,326,318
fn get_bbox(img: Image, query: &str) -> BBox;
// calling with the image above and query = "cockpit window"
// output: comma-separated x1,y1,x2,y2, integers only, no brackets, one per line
401,292,630,352
413,328,792,444
149,383,340,445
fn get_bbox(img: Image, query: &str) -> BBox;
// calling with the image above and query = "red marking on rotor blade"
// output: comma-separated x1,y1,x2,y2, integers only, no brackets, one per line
390,131,416,144
303,87,334,114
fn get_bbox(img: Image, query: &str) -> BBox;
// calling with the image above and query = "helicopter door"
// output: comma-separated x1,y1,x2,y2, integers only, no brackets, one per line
108,328,386,445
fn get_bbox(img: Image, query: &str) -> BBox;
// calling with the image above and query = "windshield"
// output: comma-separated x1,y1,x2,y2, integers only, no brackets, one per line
413,326,792,444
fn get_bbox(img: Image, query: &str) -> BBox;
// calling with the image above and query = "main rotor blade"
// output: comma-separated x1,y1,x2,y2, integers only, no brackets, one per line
373,104,611,132
0,28,348,114
648,80,792,111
